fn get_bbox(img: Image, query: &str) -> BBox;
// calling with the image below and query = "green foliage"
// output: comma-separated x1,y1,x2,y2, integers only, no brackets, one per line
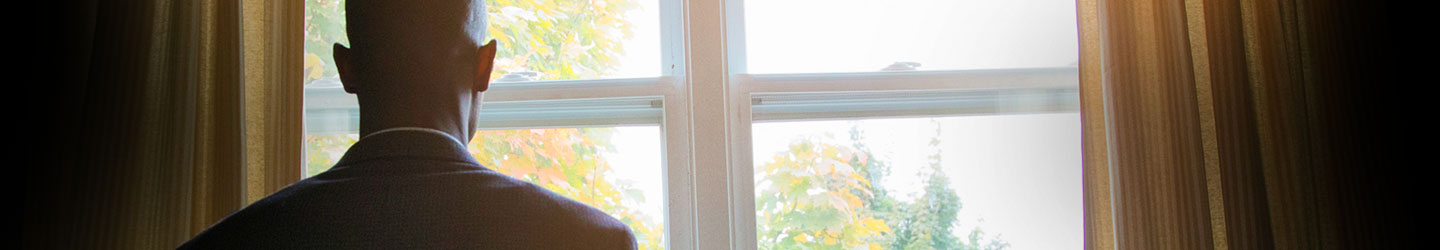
487,0,640,80
303,0,348,83
755,123,1010,250
304,0,642,83
755,137,892,250
884,167,962,250
304,134,357,176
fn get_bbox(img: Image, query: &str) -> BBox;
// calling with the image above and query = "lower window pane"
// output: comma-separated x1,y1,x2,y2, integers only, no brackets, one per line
752,114,1080,249
304,126,665,249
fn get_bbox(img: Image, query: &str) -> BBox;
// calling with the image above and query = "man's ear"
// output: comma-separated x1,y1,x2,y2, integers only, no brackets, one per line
334,43,359,94
474,39,498,93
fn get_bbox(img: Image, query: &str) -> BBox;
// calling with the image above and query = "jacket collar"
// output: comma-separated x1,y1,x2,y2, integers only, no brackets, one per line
332,128,481,168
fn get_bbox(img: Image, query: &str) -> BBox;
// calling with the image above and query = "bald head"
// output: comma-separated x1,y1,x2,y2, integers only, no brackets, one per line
335,0,498,146
346,0,487,51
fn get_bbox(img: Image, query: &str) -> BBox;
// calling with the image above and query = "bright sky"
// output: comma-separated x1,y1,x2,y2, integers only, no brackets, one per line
747,0,1079,73
609,0,1079,76
746,0,1077,73
608,0,661,78
598,126,667,227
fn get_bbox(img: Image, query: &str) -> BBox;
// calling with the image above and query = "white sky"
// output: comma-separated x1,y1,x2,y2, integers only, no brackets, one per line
599,126,667,227
609,0,1079,76
608,0,662,78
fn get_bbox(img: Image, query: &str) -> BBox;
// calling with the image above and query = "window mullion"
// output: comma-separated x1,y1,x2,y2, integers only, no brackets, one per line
681,0,745,249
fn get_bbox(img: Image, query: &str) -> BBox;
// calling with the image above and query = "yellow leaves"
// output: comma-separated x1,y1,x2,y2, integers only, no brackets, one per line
538,167,567,187
871,219,892,233
855,151,869,166
303,53,324,82
500,154,537,179
840,191,863,212
857,217,892,237
468,127,661,249
850,172,872,188
817,230,841,245
757,136,899,250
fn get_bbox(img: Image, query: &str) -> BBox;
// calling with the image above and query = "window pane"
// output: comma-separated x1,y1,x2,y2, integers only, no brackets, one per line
752,114,1081,249
305,126,666,249
489,0,661,81
303,0,660,85
304,1,666,247
742,0,1078,74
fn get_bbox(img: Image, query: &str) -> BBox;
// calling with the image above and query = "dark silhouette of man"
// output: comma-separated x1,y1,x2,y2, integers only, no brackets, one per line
178,0,636,249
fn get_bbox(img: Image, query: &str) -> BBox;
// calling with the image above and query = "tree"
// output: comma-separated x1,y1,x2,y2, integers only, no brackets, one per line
304,0,642,83
879,125,964,250
486,0,640,80
303,0,348,83
755,121,1010,250
884,165,962,250
470,128,664,250
754,136,893,250
304,134,358,177
303,0,659,247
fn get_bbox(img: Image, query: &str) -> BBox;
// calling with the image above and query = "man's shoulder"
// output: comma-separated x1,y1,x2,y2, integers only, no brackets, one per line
424,169,637,248
180,166,636,249
487,174,633,230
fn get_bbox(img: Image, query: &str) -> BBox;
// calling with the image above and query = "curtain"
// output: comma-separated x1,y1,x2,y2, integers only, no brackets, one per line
25,0,300,249
240,0,305,205
1078,0,1396,249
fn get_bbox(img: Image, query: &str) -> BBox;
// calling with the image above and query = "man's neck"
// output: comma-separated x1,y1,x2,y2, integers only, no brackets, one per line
354,91,478,149
362,127,468,148
359,119,470,148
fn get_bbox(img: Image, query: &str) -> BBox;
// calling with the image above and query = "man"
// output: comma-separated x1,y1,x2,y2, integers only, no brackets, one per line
179,0,636,249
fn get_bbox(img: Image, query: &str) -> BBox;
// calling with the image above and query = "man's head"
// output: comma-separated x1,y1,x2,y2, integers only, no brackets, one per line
334,0,498,144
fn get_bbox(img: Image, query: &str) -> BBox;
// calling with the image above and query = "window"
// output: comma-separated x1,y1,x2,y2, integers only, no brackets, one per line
304,0,675,249
302,0,1080,249
736,0,1082,249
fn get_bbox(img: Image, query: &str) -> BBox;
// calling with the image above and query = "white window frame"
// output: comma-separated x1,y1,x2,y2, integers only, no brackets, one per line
302,0,1079,249
685,0,1080,249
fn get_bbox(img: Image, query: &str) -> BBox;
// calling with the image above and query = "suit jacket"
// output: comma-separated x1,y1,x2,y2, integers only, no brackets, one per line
179,129,636,249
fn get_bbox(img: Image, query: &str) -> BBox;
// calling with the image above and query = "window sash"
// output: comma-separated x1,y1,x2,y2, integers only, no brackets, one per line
303,77,673,133
298,0,1080,249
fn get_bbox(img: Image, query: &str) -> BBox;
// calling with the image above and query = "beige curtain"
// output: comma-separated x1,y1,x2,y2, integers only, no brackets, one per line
240,0,305,205
1078,0,1396,249
25,0,300,249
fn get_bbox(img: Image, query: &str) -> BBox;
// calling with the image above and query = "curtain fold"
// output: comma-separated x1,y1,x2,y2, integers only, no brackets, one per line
191,0,246,237
27,0,257,248
239,0,305,205
1079,0,1396,249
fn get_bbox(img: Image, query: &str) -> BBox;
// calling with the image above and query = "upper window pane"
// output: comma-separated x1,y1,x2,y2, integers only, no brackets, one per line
489,0,661,81
304,0,661,85
752,114,1081,249
741,0,1078,74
